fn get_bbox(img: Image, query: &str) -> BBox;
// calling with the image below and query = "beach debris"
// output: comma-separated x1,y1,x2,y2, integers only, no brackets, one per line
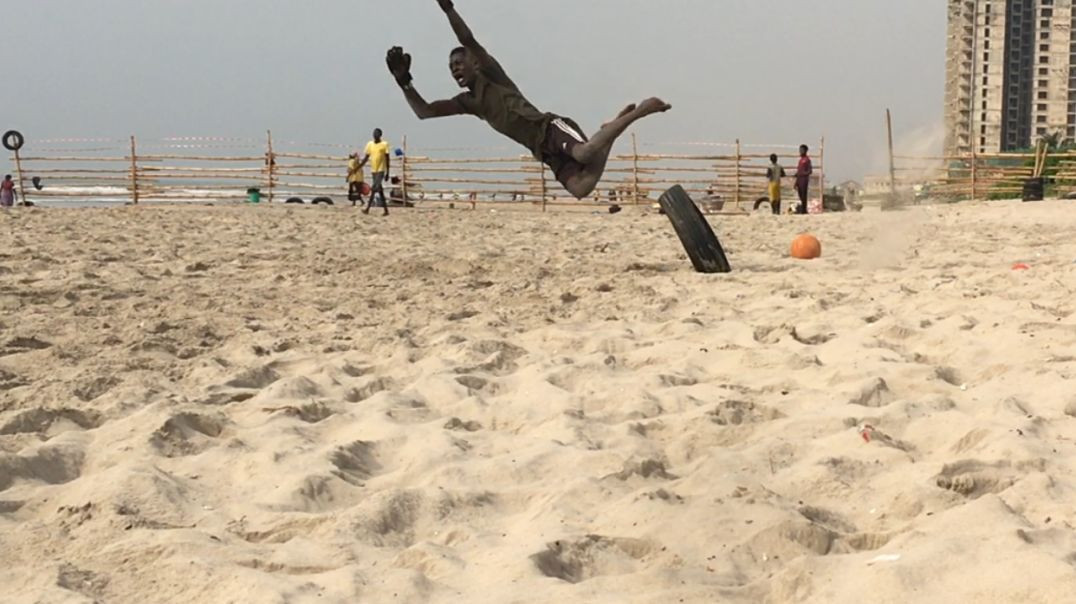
860,424,875,443
867,553,902,565
1012,263,1031,271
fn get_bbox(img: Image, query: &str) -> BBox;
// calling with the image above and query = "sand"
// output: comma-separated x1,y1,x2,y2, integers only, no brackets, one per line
1,200,1074,603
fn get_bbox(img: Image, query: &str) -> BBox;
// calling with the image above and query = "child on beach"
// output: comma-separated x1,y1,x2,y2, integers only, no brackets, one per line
385,0,671,200
766,154,786,215
1,175,15,208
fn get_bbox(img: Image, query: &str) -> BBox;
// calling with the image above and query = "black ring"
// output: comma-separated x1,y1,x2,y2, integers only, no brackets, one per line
2,130,24,151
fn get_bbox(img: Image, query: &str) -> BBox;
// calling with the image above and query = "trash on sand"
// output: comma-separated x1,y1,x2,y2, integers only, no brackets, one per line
860,424,875,443
1012,263,1031,271
867,554,902,565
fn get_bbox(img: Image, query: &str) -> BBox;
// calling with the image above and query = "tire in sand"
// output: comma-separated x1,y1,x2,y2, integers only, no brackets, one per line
285,197,305,204
312,197,334,205
658,185,732,274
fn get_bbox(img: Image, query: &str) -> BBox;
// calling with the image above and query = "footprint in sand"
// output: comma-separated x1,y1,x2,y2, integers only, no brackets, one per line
0,443,85,492
934,459,1046,499
149,413,227,458
530,535,656,584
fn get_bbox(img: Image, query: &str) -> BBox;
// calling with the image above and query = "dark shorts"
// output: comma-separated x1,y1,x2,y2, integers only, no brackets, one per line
372,172,386,192
540,117,588,187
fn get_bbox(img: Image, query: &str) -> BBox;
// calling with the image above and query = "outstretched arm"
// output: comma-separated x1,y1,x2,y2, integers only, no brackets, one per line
386,46,465,120
437,0,509,79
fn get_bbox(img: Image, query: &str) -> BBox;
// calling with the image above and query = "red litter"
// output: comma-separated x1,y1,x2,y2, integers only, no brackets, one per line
1012,263,1031,271
860,424,875,443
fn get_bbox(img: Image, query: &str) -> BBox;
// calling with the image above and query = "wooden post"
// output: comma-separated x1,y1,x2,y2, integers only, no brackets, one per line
129,136,139,205
631,133,640,205
970,151,977,200
12,148,27,206
540,159,547,212
819,136,826,211
886,109,896,198
266,130,275,203
401,136,408,207
734,138,742,208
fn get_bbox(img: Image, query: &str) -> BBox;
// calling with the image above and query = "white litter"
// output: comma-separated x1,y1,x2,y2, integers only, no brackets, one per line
867,554,902,565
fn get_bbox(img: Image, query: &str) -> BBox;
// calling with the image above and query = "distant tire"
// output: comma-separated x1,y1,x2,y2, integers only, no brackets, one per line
285,197,304,204
2,130,24,151
311,197,334,205
753,197,772,211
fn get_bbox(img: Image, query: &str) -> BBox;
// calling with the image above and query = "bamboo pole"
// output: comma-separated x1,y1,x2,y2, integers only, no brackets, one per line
130,136,139,204
970,151,977,200
13,148,28,206
734,139,742,207
886,109,896,198
401,136,408,207
539,159,547,212
631,133,640,205
819,135,825,210
266,130,275,204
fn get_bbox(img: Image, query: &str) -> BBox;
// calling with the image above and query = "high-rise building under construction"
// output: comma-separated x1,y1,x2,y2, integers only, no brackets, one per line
945,0,1076,156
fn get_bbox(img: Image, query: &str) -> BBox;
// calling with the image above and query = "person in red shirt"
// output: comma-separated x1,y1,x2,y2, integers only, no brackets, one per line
1,175,16,208
795,144,813,215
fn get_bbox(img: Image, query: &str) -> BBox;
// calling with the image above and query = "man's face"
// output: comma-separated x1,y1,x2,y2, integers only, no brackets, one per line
373,129,382,141
800,147,808,157
450,51,477,88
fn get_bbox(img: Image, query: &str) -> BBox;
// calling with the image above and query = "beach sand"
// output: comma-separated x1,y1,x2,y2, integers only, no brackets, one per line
1,200,1074,603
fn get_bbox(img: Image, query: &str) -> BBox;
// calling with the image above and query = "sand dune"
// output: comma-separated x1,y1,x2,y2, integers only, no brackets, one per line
1,201,1075,603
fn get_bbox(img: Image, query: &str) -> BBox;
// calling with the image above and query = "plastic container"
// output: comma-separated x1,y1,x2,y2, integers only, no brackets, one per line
246,187,261,203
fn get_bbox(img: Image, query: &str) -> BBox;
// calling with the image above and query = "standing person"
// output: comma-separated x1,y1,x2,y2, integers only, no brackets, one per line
384,0,670,200
794,144,813,215
347,152,366,207
0,175,15,208
766,154,786,215
359,129,391,215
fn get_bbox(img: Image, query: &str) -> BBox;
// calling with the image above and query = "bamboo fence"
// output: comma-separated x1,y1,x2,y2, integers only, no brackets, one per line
885,108,1075,201
5,132,828,211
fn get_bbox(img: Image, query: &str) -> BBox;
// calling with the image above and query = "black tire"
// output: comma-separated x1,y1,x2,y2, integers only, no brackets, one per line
311,196,334,206
753,197,772,211
31,177,43,191
658,185,732,274
1023,177,1044,202
2,130,24,151
285,197,305,204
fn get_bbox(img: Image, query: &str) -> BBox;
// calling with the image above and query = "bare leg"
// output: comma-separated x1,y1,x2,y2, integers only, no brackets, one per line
571,98,670,166
560,98,670,199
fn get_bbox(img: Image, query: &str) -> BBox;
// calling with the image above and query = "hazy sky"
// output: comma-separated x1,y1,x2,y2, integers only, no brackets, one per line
3,0,945,181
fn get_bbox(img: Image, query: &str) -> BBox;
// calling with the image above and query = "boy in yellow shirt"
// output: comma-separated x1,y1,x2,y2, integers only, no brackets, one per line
359,128,391,215
347,152,367,207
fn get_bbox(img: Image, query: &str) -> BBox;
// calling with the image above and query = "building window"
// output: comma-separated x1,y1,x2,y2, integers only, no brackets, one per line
981,125,988,134
1038,127,1047,135
1041,44,1050,52
1039,91,1049,99
1041,56,1050,64
1037,116,1047,123
1040,68,1049,75
1039,104,1048,111
1042,9,1053,18
1040,80,1049,88
983,76,989,85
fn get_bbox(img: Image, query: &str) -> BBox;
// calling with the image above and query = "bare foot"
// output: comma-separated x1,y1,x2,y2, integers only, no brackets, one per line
637,97,672,116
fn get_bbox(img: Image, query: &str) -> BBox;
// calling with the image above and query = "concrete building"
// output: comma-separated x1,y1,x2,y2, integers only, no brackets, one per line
945,0,1076,156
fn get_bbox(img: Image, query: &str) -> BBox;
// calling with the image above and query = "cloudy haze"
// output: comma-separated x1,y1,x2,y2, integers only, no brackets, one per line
2,0,945,181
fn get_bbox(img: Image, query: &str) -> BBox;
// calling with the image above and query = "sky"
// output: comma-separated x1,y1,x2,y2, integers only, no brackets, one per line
2,0,946,182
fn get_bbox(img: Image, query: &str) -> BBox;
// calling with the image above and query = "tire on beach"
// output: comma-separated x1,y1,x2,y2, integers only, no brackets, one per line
658,185,732,274
285,197,305,204
311,197,334,205
2,130,25,151
753,197,772,211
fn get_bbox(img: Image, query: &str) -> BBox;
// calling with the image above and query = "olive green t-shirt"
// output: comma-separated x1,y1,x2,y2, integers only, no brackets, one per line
453,61,552,159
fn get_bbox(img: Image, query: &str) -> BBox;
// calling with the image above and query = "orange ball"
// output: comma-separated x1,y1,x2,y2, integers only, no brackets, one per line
790,234,822,260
